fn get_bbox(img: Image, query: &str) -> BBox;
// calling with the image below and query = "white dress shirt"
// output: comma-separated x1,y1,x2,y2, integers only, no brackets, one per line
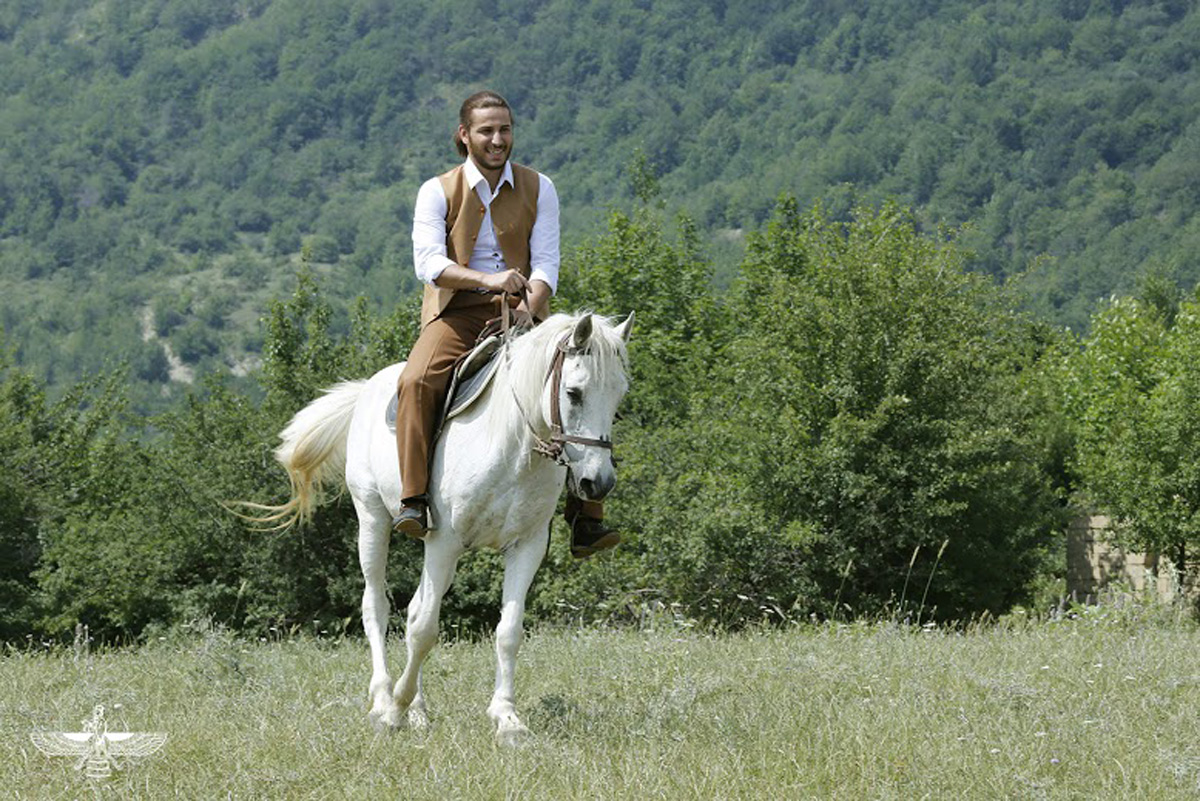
411,159,560,293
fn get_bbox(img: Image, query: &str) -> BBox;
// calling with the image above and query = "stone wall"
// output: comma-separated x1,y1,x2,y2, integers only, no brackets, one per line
1066,514,1187,601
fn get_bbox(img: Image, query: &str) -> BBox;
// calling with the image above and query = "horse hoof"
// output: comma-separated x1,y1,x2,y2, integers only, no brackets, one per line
368,707,404,732
495,723,532,748
408,707,431,730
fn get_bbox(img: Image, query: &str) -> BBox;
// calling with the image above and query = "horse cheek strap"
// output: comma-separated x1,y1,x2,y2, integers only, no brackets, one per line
530,334,614,465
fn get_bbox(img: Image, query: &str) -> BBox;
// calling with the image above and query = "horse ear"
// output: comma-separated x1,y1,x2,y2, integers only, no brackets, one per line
571,314,593,350
614,311,635,343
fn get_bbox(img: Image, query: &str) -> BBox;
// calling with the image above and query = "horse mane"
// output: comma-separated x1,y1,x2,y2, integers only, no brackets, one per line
487,312,630,439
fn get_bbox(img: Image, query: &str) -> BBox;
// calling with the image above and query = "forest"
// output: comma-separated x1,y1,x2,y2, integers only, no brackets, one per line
3,0,1200,406
2,0,1200,640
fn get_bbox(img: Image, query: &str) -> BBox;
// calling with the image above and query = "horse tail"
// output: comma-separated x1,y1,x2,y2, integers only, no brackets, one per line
235,380,366,530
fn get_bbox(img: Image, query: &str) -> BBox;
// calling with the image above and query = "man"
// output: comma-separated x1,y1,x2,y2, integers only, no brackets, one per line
393,90,618,558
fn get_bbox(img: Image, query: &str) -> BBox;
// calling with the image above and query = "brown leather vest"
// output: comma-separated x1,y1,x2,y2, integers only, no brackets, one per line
419,162,541,328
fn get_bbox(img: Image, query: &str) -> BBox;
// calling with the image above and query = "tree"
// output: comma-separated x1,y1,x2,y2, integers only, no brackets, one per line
1067,282,1200,576
614,199,1063,622
0,355,47,639
27,271,422,641
557,205,722,431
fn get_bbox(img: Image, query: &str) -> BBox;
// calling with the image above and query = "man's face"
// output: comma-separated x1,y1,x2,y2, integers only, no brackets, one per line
459,106,513,173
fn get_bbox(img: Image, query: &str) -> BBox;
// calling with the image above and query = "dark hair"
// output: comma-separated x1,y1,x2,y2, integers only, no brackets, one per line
454,91,512,157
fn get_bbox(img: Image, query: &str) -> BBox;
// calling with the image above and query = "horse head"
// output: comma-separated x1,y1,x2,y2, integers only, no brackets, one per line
546,312,633,502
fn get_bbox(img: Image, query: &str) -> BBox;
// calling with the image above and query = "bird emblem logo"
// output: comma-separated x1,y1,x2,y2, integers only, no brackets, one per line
30,705,167,780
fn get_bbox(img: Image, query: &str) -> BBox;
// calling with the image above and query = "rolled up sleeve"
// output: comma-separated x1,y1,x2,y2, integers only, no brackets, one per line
528,174,560,294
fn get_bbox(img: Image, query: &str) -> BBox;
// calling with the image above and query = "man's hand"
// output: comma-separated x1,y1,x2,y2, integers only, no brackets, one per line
433,266,549,320
479,269,529,296
433,265,527,295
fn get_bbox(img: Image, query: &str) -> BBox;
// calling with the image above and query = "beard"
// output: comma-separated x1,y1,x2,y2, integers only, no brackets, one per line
468,139,510,172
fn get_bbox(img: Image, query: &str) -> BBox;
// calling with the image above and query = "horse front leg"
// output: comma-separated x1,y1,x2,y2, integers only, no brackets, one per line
393,538,459,730
489,528,549,747
355,495,401,731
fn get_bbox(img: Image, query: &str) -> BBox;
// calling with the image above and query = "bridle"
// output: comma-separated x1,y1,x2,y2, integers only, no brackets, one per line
532,333,616,465
499,294,616,467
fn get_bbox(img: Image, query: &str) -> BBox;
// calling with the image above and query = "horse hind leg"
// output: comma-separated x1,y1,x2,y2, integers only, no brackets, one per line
489,529,548,747
355,494,402,731
393,537,459,730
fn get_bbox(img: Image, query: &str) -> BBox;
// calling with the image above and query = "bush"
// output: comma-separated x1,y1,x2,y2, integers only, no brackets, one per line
540,199,1065,624
1065,281,1200,572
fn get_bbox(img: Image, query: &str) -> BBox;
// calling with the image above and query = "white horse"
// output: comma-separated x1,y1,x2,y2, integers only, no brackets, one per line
260,311,632,745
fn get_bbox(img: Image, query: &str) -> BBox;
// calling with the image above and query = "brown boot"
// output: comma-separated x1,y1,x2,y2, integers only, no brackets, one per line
566,497,619,558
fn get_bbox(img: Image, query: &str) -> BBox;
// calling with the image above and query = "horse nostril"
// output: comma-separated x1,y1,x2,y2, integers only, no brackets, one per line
578,474,615,501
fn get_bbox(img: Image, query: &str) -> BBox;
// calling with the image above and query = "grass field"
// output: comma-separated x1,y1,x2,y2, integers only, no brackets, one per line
4,599,1200,800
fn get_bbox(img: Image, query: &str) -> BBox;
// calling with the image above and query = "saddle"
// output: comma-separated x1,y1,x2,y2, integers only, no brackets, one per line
385,332,505,435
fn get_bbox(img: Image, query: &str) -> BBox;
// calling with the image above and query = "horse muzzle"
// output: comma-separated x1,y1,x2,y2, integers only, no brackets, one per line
574,470,616,502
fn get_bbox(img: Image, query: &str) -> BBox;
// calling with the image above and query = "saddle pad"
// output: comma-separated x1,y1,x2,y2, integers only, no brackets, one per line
385,335,504,432
445,348,503,421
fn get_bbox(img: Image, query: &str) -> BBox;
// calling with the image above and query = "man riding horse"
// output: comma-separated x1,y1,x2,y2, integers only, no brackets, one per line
392,90,618,558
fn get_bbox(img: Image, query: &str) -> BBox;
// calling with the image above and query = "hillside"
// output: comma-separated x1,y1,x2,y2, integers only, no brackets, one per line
2,0,1199,409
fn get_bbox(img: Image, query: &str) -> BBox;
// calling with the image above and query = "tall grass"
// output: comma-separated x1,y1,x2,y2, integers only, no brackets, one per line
5,599,1200,799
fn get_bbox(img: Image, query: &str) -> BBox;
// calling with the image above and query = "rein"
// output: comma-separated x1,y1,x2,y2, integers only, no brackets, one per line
499,299,615,466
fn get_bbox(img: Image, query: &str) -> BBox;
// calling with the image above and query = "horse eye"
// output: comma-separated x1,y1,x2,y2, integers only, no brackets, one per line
566,388,583,404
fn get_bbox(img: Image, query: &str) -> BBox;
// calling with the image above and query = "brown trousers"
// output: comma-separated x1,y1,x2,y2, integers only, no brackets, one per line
395,294,498,501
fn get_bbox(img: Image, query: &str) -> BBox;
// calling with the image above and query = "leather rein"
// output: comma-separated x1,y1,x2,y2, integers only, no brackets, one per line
499,292,615,467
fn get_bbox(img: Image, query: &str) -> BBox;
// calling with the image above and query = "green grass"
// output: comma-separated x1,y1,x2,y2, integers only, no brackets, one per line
5,601,1200,799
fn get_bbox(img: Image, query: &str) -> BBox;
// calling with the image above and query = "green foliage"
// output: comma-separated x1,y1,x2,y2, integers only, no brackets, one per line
537,198,1067,625
10,369,154,635
261,265,419,417
19,271,420,641
22,190,1200,641
0,354,47,639
6,0,1200,635
301,234,340,264
558,206,721,430
697,201,1063,619
4,1,1200,405
1065,284,1200,568
6,197,1075,640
